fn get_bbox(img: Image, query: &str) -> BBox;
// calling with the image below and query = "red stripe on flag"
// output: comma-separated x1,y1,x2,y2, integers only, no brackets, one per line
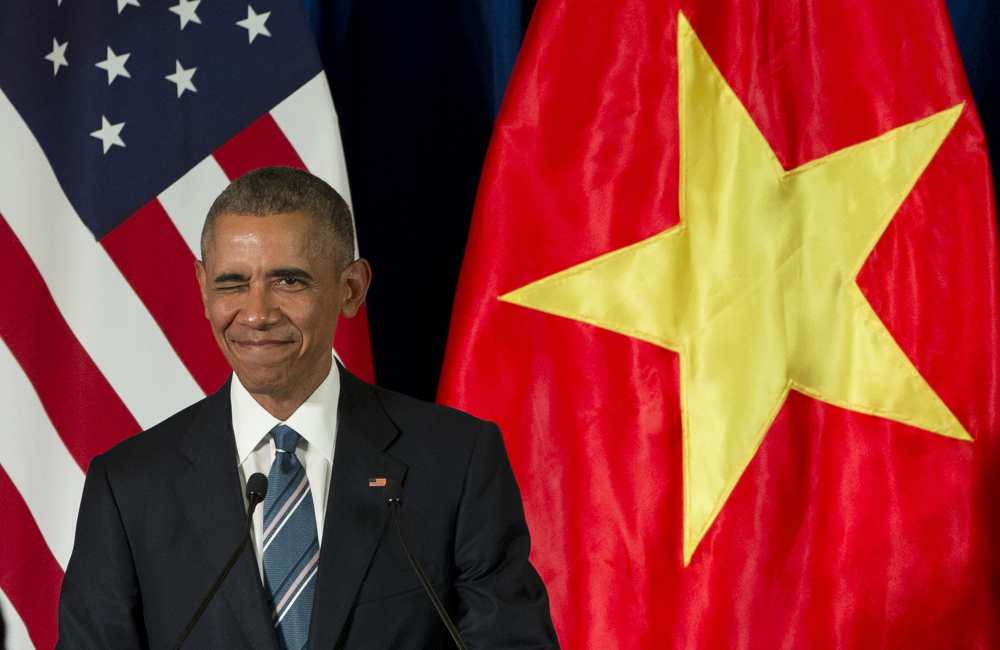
213,112,307,180
102,200,231,395
0,213,141,470
0,466,63,650
336,304,375,384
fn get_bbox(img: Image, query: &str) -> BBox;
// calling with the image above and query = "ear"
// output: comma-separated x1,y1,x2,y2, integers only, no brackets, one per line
339,258,372,318
194,259,210,318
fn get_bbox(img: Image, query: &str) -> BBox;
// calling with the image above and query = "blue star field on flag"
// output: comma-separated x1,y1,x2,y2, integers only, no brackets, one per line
0,0,323,239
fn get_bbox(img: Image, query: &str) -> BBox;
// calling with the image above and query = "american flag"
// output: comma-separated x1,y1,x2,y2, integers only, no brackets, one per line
0,2,373,648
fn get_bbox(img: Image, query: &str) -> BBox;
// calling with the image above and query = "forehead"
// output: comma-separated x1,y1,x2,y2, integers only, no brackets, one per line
207,211,323,261
214,209,315,239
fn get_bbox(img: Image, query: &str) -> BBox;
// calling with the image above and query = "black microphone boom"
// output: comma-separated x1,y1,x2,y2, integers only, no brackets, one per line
172,472,268,650
384,480,468,650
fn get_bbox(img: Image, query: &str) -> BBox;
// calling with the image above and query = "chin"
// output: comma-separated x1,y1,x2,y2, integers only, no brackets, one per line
234,369,292,397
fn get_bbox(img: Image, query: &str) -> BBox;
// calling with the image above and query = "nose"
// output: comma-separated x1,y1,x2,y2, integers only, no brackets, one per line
238,283,281,329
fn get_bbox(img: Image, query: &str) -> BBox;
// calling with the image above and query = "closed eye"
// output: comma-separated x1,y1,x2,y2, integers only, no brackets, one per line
212,272,249,291
213,272,248,284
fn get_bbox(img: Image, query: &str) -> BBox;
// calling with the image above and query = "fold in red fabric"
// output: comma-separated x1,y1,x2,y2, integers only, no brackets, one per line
439,1,1000,648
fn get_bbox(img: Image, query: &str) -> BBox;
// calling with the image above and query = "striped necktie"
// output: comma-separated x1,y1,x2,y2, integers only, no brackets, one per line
263,424,320,650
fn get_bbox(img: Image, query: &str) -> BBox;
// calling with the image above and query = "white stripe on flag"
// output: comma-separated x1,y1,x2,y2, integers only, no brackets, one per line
271,73,353,209
0,588,35,650
0,338,86,570
271,73,362,255
159,154,232,260
0,88,205,429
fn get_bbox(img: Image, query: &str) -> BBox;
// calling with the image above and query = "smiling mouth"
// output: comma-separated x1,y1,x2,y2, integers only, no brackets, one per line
230,339,295,349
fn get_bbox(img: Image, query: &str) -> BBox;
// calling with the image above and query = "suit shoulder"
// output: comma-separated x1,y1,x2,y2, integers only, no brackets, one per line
99,394,211,470
369,383,490,436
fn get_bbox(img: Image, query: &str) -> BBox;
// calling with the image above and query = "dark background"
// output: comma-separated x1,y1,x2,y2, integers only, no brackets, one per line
302,0,998,403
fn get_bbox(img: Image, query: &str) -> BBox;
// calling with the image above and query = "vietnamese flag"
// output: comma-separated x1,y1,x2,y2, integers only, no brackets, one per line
439,0,1000,648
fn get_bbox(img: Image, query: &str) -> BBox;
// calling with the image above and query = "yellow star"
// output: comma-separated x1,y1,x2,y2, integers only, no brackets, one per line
501,12,970,565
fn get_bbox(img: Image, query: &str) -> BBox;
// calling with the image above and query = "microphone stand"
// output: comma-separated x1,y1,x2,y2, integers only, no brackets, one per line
172,473,268,650
386,480,468,650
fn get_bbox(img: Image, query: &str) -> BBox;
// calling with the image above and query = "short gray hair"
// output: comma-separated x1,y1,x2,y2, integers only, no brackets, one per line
201,166,355,269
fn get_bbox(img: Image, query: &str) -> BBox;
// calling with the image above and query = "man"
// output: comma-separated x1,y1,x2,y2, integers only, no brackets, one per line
57,167,558,649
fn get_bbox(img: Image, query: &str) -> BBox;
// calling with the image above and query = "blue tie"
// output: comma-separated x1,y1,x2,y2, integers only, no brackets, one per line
262,425,319,650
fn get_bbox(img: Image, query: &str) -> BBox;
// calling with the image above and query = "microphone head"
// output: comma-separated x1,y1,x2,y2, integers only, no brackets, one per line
246,472,268,503
384,479,403,507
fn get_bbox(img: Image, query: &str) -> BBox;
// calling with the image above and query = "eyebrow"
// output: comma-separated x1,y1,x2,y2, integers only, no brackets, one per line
212,267,315,284
268,267,314,281
213,272,249,284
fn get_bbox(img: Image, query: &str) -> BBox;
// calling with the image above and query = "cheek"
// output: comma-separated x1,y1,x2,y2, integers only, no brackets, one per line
205,296,240,330
292,305,339,346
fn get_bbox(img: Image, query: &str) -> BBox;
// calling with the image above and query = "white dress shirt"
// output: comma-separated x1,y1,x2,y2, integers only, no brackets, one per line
232,368,340,581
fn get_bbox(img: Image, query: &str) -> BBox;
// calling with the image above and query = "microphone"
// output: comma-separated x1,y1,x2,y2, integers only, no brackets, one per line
384,480,468,650
172,473,268,650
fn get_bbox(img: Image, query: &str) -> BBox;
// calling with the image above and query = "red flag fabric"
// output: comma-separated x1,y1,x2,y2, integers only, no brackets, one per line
438,1,1000,648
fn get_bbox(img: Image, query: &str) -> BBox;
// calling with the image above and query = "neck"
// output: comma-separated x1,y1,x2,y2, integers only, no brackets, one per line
250,393,307,422
242,357,334,421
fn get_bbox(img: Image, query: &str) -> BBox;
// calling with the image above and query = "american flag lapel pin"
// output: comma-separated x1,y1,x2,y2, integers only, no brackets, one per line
369,478,387,487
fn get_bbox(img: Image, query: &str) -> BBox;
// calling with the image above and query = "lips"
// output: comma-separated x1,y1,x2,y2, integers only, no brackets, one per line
232,342,295,357
227,333,298,356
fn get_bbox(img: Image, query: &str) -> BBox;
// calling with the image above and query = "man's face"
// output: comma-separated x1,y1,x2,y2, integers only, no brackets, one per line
196,211,353,403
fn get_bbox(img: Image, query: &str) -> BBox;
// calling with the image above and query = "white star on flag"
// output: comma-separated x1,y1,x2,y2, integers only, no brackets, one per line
95,46,131,85
236,5,271,43
168,0,202,29
45,38,69,76
165,60,197,97
89,115,126,153
117,0,140,13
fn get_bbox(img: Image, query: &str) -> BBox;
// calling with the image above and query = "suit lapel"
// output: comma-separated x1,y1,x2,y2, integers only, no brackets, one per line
308,365,408,650
173,382,279,650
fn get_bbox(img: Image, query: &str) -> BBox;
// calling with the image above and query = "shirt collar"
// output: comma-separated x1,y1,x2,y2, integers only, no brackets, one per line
231,366,340,464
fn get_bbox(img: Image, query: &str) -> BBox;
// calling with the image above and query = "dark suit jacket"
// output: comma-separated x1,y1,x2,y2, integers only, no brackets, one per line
56,365,558,649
